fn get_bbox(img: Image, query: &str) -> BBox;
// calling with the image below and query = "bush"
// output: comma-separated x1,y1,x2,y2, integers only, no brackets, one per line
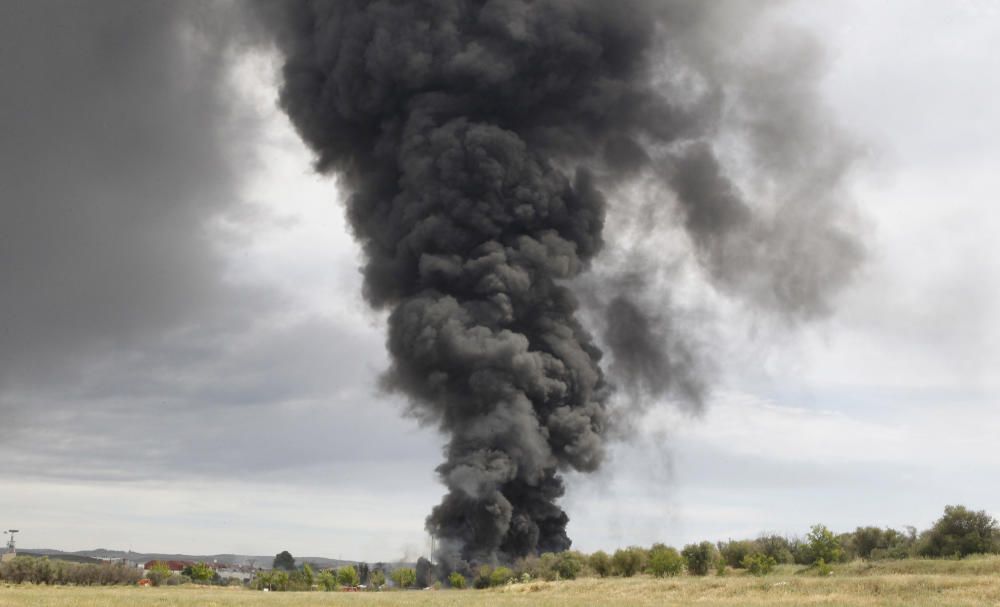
0,556,142,586
473,565,492,589
337,565,360,588
184,562,216,583
807,525,842,565
612,547,646,577
554,551,586,580
853,527,884,560
918,505,998,558
317,570,337,591
369,569,386,589
146,562,172,587
719,540,755,568
742,553,777,576
682,542,717,576
448,571,466,589
754,535,795,564
647,544,684,577
589,550,612,577
390,567,416,589
490,566,514,587
254,570,289,591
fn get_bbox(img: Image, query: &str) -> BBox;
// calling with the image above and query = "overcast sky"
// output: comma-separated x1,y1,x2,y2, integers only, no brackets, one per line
1,0,998,562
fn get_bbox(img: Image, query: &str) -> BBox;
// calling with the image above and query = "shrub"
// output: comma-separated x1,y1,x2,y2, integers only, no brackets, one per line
612,547,645,577
807,525,842,565
390,567,416,589
337,565,360,588
682,542,717,576
553,551,586,580
647,544,684,577
473,565,493,589
589,550,612,577
535,553,559,581
185,562,215,583
719,540,755,568
369,569,386,589
742,553,777,576
853,527,884,560
754,535,795,564
146,562,172,587
490,566,514,587
0,556,142,586
448,571,466,589
918,505,998,558
254,570,289,591
317,569,337,591
816,558,833,576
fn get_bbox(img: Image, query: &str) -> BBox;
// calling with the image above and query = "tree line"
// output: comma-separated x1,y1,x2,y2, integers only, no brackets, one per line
0,557,143,586
4,504,995,589
251,505,1000,592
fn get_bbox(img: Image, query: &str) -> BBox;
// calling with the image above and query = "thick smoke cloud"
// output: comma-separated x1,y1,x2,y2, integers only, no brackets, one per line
0,1,268,392
261,0,862,571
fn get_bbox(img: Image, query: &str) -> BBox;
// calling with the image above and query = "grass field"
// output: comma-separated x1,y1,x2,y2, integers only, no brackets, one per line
3,558,1000,607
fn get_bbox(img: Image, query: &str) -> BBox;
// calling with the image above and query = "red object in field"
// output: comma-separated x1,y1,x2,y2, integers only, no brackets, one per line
138,579,152,587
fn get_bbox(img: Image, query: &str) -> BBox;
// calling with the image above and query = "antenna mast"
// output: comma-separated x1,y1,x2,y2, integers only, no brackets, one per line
4,530,18,556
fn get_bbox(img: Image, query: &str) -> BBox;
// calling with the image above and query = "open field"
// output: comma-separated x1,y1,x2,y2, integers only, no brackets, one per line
3,559,1000,607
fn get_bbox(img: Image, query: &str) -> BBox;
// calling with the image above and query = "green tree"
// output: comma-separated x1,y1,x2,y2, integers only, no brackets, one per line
589,550,612,577
337,565,360,588
369,569,386,589
681,542,716,576
918,505,998,558
647,544,684,577
186,562,215,583
807,525,842,564
612,547,645,577
255,570,290,591
535,553,559,581
473,564,493,588
554,551,585,580
490,566,514,587
718,540,755,568
391,567,416,589
272,551,295,571
317,569,337,591
742,553,777,576
146,562,172,587
448,571,466,589
301,563,315,588
754,535,795,564
853,527,885,560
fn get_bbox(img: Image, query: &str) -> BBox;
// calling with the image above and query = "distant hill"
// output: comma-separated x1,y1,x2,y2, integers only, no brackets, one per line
18,551,104,565
20,548,413,571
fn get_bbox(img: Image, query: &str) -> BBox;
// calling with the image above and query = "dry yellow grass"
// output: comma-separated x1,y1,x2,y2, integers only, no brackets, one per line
3,559,1000,607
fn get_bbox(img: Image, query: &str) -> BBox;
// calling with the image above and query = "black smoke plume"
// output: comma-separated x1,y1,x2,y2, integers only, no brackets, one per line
259,0,861,572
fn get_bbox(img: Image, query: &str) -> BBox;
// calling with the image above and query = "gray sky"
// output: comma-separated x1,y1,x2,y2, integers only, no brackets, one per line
1,0,998,561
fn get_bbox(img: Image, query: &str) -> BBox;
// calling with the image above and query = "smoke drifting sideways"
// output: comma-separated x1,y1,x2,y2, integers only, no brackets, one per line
257,0,863,573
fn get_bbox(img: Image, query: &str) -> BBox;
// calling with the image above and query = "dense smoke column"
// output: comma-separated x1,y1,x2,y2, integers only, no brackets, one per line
262,0,862,571
266,0,682,569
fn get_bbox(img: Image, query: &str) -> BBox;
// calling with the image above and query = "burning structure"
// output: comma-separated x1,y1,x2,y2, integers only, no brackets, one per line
259,0,861,575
